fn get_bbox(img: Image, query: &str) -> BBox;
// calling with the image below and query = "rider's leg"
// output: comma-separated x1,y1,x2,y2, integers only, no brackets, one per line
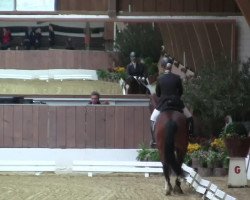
183,107,194,137
150,109,160,147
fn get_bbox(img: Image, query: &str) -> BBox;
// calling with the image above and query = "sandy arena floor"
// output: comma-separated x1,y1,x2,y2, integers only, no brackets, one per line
0,173,249,200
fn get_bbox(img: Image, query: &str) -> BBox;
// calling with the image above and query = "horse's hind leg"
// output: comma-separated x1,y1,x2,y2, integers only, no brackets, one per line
162,163,172,195
173,149,185,194
173,177,184,194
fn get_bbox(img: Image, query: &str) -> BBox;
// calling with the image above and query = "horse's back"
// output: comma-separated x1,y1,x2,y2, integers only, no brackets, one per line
156,111,188,151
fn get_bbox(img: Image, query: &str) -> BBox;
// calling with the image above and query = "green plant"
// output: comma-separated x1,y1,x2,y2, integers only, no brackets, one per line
114,23,163,65
183,58,250,135
96,69,127,81
221,122,248,139
136,145,160,161
222,156,230,169
184,153,192,166
144,57,159,76
206,150,217,168
96,69,108,80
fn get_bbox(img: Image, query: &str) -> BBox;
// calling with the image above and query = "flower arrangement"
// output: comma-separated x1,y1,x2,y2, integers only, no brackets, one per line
113,66,126,73
97,66,127,82
185,138,229,170
211,138,225,151
187,143,201,154
220,122,248,139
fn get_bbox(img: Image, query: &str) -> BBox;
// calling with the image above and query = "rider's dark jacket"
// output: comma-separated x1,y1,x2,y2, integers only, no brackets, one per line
126,61,147,78
156,71,184,112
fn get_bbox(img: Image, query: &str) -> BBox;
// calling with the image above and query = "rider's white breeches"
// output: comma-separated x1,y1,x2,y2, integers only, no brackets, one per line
150,107,192,122
150,109,160,122
183,107,192,118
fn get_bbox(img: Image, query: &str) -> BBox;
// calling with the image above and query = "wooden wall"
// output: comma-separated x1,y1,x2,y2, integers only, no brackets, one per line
117,0,239,13
57,0,239,13
158,20,236,71
0,105,151,149
58,0,109,11
0,50,119,70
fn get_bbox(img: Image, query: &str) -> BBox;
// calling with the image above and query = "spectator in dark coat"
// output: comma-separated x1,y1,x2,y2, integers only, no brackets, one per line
48,24,55,48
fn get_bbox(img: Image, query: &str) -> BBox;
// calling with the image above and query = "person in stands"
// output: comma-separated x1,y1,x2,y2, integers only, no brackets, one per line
34,28,42,49
48,24,55,48
23,27,35,50
1,27,12,50
65,37,75,50
88,91,101,105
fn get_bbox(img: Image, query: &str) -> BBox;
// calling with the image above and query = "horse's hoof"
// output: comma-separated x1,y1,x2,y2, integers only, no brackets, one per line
173,185,183,194
165,191,171,196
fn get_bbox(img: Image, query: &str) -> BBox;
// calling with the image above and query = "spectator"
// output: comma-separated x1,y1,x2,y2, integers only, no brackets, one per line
34,28,42,49
65,37,75,50
48,24,55,48
88,91,109,105
88,91,101,105
23,27,35,50
1,27,12,50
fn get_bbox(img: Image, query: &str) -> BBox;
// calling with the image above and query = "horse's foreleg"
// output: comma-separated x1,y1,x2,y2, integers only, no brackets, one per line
162,163,172,195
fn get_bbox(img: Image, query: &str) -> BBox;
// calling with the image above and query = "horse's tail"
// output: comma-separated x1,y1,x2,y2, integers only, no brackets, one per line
164,120,182,176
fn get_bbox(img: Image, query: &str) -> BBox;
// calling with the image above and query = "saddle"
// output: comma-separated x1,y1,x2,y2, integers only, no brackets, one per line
160,96,183,113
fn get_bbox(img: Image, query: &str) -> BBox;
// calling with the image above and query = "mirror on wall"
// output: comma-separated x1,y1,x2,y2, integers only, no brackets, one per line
0,21,106,50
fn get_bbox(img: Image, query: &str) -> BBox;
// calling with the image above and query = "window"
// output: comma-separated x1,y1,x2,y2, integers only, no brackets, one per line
0,0,14,11
0,0,55,11
16,0,55,11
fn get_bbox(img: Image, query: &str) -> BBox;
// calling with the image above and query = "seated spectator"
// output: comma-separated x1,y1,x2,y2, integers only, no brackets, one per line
48,24,55,48
23,27,35,50
88,91,101,105
34,28,42,49
88,91,109,105
65,37,75,50
1,27,12,50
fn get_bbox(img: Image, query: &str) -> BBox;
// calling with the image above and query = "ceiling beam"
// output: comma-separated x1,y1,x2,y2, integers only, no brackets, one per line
234,0,250,26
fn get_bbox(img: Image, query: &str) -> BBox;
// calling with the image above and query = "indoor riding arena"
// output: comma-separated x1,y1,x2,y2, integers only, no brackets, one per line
0,1,249,200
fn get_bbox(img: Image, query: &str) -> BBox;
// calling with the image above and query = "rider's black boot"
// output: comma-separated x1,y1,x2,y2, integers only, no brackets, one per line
187,117,194,137
150,120,157,148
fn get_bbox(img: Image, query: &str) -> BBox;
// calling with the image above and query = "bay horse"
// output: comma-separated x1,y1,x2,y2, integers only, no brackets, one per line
149,94,188,195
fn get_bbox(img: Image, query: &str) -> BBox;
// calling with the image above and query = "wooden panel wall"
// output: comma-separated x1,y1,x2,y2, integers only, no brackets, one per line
158,20,236,71
0,105,151,149
58,0,109,11
117,0,240,13
0,50,119,70
57,0,239,13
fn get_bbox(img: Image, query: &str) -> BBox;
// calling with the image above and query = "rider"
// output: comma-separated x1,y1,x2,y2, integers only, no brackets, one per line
126,52,148,85
150,58,194,147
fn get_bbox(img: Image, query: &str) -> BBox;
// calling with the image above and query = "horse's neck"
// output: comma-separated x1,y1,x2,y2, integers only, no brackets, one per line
146,82,156,95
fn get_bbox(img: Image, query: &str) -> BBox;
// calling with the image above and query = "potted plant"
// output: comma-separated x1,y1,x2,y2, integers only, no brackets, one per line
220,122,250,157
136,145,160,161
187,143,201,169
196,150,213,176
